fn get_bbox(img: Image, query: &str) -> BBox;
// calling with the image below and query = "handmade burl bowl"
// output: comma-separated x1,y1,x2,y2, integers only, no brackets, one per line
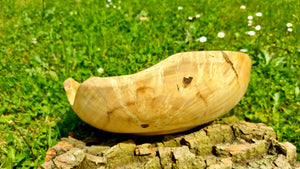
64,51,251,135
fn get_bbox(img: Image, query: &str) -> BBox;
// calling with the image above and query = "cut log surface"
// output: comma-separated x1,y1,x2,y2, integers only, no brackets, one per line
64,51,251,135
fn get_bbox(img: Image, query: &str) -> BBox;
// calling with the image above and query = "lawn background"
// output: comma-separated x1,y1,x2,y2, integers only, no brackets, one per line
0,0,299,168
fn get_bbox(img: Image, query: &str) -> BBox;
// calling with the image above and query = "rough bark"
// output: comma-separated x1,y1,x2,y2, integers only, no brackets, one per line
39,116,300,169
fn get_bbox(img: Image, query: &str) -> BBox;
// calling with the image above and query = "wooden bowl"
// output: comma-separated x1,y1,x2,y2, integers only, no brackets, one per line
64,51,251,135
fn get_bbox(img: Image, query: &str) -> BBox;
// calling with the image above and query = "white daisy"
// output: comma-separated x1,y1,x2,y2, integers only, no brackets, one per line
240,5,246,9
248,20,253,26
288,28,293,32
199,36,207,43
97,68,104,74
287,23,293,27
248,15,253,20
255,25,261,31
178,6,183,10
248,31,255,36
255,12,262,17
196,14,201,18
217,32,225,38
240,49,248,52
32,38,37,44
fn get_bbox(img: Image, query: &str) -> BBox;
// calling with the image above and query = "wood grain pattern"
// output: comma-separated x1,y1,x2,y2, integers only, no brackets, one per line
64,51,251,135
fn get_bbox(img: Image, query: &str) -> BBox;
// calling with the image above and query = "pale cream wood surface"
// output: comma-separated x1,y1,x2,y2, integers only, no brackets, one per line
64,51,251,135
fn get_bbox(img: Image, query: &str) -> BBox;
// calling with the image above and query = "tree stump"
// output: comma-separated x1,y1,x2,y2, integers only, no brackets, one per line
39,116,300,169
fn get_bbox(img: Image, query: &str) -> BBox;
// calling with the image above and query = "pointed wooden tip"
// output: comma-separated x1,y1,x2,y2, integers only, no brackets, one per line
63,78,80,106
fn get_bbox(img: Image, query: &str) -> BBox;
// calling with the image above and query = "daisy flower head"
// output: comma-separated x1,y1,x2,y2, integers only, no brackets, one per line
248,20,253,26
256,12,262,17
97,68,104,74
32,38,37,44
248,31,255,36
217,32,225,38
178,6,183,10
255,25,261,31
248,15,253,20
288,28,293,32
240,5,246,9
196,14,201,18
286,23,293,27
188,16,194,21
240,49,248,53
199,36,207,43
9,120,14,125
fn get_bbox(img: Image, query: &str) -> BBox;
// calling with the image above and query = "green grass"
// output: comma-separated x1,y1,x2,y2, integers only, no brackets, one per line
0,0,299,168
